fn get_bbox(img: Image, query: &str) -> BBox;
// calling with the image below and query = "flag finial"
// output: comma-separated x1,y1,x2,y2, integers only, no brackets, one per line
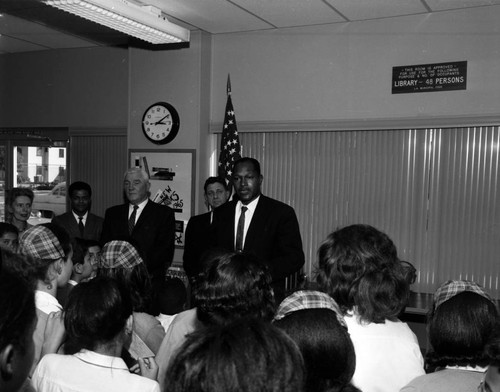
227,74,231,95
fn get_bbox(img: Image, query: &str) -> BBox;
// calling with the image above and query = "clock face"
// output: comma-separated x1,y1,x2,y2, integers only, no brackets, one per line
142,102,180,144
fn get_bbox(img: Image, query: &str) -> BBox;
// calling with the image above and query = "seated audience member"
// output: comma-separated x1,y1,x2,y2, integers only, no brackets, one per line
156,251,275,390
97,240,165,355
57,238,99,306
273,290,359,392
5,188,34,234
155,277,187,332
31,276,160,392
316,224,424,392
18,224,73,375
401,280,499,392
0,222,19,252
164,318,304,392
0,267,37,392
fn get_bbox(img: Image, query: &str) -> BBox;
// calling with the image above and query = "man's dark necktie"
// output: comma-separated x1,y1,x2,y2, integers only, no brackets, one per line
128,205,138,234
78,216,85,238
235,206,247,252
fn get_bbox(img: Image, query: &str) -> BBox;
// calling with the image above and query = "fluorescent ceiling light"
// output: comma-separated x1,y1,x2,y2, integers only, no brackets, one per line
43,0,190,44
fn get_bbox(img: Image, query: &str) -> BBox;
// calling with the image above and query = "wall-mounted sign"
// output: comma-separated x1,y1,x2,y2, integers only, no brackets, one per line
392,61,467,94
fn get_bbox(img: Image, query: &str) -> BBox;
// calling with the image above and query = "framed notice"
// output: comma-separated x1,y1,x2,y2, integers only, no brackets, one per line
392,61,467,94
129,149,195,248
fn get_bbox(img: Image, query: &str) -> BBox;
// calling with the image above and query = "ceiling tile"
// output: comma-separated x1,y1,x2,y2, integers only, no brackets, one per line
0,14,96,50
325,0,428,21
425,0,500,11
0,34,48,53
230,0,346,28
147,0,274,34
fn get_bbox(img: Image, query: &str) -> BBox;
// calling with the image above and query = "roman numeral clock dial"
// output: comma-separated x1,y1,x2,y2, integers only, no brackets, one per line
142,102,180,144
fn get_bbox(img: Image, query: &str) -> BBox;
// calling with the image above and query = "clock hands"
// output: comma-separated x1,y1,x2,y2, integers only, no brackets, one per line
154,115,171,125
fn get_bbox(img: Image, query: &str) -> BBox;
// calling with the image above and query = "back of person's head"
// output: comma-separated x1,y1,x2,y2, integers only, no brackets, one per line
64,276,133,354
157,278,187,315
19,224,73,288
274,308,356,392
316,224,399,313
97,240,152,312
0,250,38,289
0,267,36,392
194,251,275,326
71,237,88,266
165,318,304,392
426,281,499,372
352,263,409,323
41,223,72,259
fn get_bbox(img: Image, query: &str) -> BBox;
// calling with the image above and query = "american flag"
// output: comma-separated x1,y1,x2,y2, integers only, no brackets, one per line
218,75,241,182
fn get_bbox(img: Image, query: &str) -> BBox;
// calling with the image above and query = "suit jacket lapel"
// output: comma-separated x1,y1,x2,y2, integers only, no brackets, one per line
243,196,268,251
132,200,151,233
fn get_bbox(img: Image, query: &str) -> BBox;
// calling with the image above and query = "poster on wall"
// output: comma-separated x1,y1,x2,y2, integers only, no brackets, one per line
129,149,195,248
392,61,467,94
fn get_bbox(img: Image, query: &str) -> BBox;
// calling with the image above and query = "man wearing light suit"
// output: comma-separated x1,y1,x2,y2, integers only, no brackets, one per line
52,181,103,241
210,157,305,302
100,168,176,309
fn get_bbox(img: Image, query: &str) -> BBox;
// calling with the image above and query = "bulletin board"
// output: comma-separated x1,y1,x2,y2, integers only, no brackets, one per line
129,149,195,248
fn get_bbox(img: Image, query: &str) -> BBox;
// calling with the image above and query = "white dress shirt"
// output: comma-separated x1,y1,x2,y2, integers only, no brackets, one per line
72,211,88,225
233,196,260,249
129,199,149,224
35,290,62,315
32,350,160,392
345,310,425,392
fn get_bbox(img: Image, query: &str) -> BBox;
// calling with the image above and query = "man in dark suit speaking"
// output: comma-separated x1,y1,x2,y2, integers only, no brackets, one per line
211,157,305,301
100,168,175,301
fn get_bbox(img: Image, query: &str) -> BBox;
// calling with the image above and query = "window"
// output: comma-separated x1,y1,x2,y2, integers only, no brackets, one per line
59,149,65,158
226,126,500,297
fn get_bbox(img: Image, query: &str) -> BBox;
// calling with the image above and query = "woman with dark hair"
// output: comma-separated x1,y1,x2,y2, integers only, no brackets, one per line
97,240,165,355
273,290,359,392
401,280,499,392
316,224,424,392
165,318,304,392
31,276,160,392
17,224,73,374
5,188,35,233
0,267,37,392
156,250,275,390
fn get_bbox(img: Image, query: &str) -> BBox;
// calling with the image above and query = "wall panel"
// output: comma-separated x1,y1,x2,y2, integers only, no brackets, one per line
69,130,127,217
220,126,500,297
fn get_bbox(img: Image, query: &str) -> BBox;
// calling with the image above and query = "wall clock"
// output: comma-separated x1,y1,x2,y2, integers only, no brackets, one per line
142,102,180,144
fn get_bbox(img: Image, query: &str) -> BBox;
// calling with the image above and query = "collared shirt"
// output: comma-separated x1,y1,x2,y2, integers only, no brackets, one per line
72,211,88,225
31,350,160,392
129,199,149,224
35,290,62,315
233,195,260,249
